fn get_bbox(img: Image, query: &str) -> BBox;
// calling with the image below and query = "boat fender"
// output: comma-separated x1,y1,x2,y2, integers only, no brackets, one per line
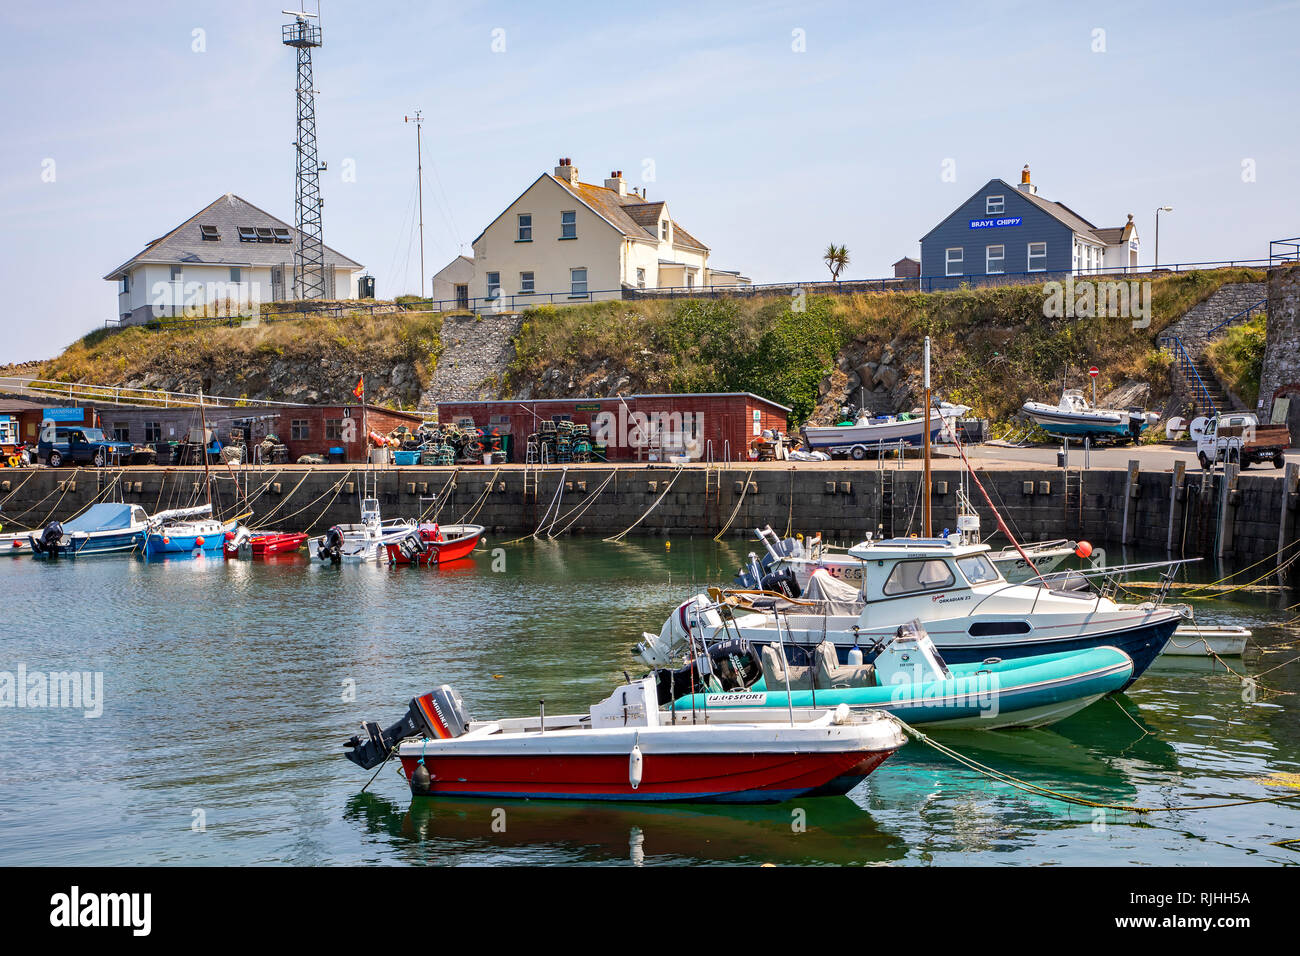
629,739,643,790
410,761,432,795
1075,540,1093,558
833,703,851,725
194,536,204,548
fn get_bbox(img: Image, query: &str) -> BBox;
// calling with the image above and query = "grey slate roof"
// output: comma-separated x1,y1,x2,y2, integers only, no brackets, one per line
104,193,364,279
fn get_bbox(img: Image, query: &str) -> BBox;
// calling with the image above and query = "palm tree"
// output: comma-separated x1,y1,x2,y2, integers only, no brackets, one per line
823,244,850,282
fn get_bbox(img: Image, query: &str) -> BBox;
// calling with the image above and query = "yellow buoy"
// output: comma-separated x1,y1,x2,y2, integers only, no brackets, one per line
665,540,671,550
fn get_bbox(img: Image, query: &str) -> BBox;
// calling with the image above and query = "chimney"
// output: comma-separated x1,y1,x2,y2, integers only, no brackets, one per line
603,169,627,197
1018,164,1037,195
554,157,580,185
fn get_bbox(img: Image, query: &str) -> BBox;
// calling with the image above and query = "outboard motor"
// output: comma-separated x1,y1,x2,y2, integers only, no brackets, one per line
396,530,427,562
343,685,470,771
652,638,762,705
33,521,64,558
760,566,802,598
317,526,345,563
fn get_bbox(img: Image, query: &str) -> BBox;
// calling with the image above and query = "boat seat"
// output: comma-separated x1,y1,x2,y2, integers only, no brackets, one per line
760,644,814,691
814,641,876,689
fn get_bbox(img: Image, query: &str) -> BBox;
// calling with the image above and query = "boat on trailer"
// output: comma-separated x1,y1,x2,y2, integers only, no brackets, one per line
344,681,906,803
384,523,484,566
1021,389,1158,443
801,403,968,458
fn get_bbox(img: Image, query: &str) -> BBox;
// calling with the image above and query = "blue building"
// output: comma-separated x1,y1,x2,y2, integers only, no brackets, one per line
919,166,1138,289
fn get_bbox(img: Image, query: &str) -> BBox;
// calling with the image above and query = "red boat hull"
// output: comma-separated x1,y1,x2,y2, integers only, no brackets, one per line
397,749,893,803
251,532,308,556
386,526,482,566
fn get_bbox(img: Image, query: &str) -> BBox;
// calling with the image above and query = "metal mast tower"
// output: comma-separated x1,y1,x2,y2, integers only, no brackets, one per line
283,7,326,300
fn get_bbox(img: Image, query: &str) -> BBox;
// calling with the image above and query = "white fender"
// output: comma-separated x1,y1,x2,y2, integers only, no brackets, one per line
629,742,643,790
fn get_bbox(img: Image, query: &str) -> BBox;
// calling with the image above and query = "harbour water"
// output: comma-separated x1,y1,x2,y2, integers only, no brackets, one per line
2,537,1297,866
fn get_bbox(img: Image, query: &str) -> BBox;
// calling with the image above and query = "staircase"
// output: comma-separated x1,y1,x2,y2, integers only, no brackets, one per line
417,311,525,409
1159,282,1266,415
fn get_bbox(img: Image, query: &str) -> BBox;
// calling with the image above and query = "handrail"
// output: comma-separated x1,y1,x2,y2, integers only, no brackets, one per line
1157,334,1217,419
0,375,364,410
1205,297,1266,339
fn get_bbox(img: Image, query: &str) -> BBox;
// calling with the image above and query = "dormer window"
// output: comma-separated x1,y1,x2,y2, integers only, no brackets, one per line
272,227,292,243
200,224,220,241
256,227,274,243
986,195,1005,215
237,226,257,242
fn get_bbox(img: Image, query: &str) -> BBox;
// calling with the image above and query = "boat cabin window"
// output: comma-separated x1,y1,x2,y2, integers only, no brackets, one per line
957,554,999,585
882,558,955,595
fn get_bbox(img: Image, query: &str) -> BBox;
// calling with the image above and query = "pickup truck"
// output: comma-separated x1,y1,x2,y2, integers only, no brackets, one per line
37,423,137,468
1193,412,1290,470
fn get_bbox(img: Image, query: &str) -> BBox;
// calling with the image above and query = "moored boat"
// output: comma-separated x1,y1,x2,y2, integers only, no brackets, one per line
142,505,238,557
224,530,309,558
308,497,414,562
1163,625,1251,657
385,522,484,566
28,503,151,558
344,682,906,803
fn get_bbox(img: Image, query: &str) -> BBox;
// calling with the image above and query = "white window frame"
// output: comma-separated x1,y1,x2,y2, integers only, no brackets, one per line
560,210,577,239
636,267,646,289
519,271,534,294
661,220,670,241
945,247,963,277
1027,242,1047,272
517,213,532,242
486,271,501,297
985,245,1005,275
570,267,588,297
986,195,1005,215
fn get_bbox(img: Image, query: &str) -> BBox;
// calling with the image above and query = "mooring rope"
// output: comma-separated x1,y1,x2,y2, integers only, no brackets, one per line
455,467,502,525
550,469,618,538
713,468,756,542
606,467,684,544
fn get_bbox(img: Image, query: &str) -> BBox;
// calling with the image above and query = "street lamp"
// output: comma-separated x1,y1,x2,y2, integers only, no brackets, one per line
1154,205,1173,268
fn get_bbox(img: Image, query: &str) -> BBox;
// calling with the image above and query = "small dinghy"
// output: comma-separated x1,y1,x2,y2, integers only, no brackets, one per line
1163,625,1251,657
385,523,484,566
1021,389,1158,443
344,681,906,803
223,530,309,558
657,621,1133,730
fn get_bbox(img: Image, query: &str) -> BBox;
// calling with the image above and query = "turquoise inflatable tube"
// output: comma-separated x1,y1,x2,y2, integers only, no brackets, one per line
672,646,1134,730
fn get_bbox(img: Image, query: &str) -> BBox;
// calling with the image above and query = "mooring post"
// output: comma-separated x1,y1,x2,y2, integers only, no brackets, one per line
1217,462,1239,559
1166,459,1185,553
1280,462,1299,567
1121,459,1140,545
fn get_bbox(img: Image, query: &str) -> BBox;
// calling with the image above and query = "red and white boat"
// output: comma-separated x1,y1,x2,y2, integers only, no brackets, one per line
384,522,484,567
224,530,309,558
344,680,905,804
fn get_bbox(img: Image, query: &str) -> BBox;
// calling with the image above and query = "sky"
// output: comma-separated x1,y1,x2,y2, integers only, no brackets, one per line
1,0,1298,364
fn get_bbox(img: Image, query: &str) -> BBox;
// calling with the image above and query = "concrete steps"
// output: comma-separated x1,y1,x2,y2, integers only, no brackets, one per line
418,312,525,410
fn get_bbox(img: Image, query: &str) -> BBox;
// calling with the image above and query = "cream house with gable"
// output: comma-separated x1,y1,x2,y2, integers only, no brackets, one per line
433,159,748,309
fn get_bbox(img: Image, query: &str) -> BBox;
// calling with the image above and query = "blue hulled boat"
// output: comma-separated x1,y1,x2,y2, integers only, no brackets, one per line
28,503,150,558
142,505,238,557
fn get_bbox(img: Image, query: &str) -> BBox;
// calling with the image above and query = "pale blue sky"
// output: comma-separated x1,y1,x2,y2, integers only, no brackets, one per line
2,0,1298,363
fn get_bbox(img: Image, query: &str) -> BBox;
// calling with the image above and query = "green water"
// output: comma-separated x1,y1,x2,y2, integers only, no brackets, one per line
0,536,1296,865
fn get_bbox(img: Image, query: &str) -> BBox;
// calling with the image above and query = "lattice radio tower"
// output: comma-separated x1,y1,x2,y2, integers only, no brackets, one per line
283,6,327,299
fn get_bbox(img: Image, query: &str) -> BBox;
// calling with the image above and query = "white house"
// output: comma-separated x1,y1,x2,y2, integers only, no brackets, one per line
104,193,365,325
432,159,749,309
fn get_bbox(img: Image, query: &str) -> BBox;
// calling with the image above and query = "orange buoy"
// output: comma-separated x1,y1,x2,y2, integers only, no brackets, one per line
195,536,205,548
1075,540,1093,558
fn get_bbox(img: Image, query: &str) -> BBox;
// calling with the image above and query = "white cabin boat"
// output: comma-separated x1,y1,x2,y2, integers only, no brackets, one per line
308,497,414,562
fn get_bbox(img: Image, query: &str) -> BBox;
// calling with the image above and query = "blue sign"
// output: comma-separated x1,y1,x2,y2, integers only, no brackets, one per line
969,217,1023,230
44,407,87,422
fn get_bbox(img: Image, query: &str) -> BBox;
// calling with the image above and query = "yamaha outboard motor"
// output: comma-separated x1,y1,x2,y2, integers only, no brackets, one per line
317,526,345,563
760,567,802,598
32,521,64,558
653,638,762,705
344,686,471,771
396,530,426,562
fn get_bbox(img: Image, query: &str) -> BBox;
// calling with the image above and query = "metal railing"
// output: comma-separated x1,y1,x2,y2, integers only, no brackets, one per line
0,376,321,409
1158,334,1217,418
1269,237,1300,265
1205,297,1267,339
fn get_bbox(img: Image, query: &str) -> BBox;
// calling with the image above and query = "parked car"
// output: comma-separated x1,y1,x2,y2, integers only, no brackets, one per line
37,422,137,468
1192,412,1290,470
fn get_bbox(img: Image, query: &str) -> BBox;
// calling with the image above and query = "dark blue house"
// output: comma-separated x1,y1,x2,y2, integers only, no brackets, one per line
919,166,1138,289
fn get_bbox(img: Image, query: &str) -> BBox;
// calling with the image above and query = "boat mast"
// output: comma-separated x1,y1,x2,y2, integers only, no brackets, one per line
923,335,932,538
198,387,213,511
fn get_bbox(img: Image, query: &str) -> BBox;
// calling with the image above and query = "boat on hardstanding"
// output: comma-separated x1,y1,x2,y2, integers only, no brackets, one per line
27,503,152,558
142,504,239,557
308,497,415,563
801,402,968,458
344,681,906,804
642,537,1187,690
653,620,1134,730
1021,389,1158,443
384,522,484,566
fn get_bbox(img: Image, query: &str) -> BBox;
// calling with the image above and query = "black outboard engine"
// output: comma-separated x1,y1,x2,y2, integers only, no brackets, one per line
344,685,471,771
760,567,802,598
396,530,426,562
32,521,64,558
317,526,345,563
652,638,763,705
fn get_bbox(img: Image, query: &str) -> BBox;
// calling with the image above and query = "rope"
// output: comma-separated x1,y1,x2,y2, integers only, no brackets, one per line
783,467,795,538
417,468,461,523
713,469,756,542
550,469,617,537
250,470,311,525
1179,537,1300,598
897,717,1300,815
0,469,37,509
606,467,684,543
302,470,356,535
455,468,501,525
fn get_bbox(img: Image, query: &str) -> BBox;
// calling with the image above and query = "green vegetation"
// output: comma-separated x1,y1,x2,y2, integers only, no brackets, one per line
1205,313,1267,407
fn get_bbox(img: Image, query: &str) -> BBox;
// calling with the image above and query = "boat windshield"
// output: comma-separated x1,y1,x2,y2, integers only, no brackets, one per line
957,554,1000,585
881,558,955,595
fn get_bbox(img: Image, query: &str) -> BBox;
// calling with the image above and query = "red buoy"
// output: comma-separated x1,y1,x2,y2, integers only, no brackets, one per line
1075,540,1093,558
195,536,205,548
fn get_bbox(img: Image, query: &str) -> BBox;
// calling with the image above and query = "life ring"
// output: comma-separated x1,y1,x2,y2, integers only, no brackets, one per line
5,455,19,468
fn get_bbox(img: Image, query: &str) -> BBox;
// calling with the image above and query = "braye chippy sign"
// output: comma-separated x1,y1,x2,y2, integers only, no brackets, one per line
969,216,1023,229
